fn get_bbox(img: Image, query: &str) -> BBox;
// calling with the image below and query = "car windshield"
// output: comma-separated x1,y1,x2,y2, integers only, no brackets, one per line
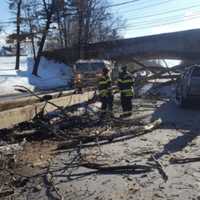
192,67,200,77
76,62,105,72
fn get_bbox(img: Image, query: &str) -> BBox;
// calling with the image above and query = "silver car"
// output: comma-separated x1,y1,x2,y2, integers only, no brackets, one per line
175,65,200,107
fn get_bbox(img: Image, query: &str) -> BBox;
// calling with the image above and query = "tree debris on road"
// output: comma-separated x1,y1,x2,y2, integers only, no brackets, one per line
1,73,200,199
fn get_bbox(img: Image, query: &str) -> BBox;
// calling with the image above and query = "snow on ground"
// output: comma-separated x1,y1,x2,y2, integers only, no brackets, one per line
0,56,73,96
27,57,73,90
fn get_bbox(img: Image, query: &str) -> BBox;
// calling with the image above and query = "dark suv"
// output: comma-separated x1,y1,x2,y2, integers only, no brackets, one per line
175,65,200,107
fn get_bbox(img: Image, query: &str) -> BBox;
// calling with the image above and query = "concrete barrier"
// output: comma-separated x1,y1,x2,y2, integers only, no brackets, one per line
0,91,94,129
0,90,75,112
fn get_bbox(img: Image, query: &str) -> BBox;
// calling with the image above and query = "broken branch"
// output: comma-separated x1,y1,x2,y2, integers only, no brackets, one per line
170,156,200,164
58,118,162,149
151,155,168,182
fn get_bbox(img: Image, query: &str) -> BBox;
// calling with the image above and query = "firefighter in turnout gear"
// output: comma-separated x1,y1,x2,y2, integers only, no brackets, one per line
118,66,134,116
98,67,113,116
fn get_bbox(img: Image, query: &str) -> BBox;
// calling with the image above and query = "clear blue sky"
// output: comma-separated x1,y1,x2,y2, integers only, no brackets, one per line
0,0,11,23
1,0,200,38
0,0,12,35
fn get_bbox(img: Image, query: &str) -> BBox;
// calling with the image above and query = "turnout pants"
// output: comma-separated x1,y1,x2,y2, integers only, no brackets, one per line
100,95,113,113
121,95,132,112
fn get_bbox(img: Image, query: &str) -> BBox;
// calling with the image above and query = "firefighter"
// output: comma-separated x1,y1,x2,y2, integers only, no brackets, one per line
118,66,134,117
98,66,113,117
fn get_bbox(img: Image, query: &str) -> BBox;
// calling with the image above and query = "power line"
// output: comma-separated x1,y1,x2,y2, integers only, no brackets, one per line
107,0,140,8
3,0,196,35
125,3,200,21
126,13,183,27
112,0,174,13
122,14,200,31
125,8,200,27
111,1,200,31
72,0,171,15
70,0,143,11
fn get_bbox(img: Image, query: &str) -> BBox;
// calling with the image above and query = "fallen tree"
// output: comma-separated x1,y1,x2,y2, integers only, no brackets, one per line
58,118,162,150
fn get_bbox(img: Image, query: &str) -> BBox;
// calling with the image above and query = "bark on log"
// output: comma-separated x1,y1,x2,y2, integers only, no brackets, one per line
58,118,162,149
170,156,200,164
81,162,153,173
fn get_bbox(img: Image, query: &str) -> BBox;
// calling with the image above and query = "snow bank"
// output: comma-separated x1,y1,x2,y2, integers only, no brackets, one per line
0,56,27,70
27,57,73,90
0,56,73,96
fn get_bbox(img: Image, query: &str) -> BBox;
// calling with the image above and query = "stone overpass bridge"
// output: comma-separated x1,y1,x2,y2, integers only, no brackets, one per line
43,28,200,64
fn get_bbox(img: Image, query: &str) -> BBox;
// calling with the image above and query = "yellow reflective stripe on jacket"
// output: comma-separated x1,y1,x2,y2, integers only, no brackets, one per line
98,75,112,97
123,111,132,115
118,79,132,84
99,80,110,85
121,89,134,96
99,89,109,97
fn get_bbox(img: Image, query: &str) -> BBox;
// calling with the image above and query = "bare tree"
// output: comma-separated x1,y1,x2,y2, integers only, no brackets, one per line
67,0,125,58
32,0,55,76
8,0,23,70
44,0,125,50
23,2,37,61
14,0,125,75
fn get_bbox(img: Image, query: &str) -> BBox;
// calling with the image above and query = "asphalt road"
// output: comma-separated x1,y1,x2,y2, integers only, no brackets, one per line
11,96,200,200
4,84,200,200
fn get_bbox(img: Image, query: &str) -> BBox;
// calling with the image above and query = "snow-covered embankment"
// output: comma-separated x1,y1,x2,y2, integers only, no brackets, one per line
0,56,73,96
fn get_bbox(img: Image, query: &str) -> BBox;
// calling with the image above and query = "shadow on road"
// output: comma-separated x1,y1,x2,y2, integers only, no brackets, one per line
151,100,200,158
152,100,200,130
